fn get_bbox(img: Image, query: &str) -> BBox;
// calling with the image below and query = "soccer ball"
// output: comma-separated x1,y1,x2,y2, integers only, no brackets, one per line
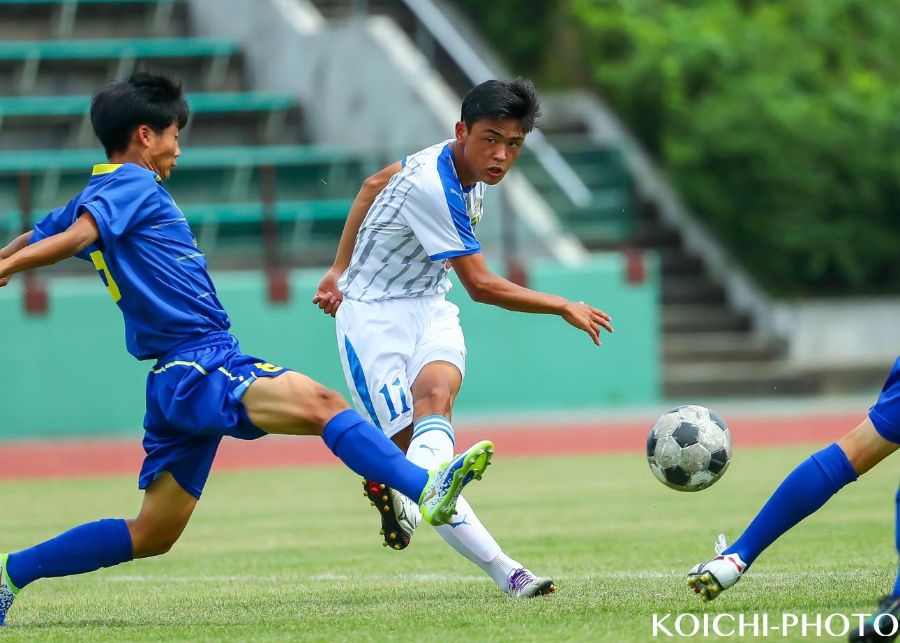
646,404,732,492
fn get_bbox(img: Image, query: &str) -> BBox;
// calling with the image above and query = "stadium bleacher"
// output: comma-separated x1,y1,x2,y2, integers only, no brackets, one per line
0,0,386,267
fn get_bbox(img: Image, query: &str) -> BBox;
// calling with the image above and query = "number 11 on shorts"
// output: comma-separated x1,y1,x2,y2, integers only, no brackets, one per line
379,377,411,421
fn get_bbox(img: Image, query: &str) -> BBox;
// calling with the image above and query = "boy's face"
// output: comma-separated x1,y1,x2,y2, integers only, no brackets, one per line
144,122,181,180
456,117,525,185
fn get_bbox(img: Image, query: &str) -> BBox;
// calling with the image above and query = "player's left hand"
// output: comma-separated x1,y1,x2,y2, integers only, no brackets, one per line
0,262,10,288
562,300,614,346
312,267,343,317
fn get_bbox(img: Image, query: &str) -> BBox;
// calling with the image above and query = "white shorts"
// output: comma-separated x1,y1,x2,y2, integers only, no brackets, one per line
335,294,466,437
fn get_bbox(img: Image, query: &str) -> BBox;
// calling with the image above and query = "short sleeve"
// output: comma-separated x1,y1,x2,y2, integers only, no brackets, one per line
402,176,481,262
31,203,76,244
81,172,158,245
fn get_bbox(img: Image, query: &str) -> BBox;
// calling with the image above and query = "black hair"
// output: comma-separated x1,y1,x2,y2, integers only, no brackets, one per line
460,78,541,133
90,70,190,157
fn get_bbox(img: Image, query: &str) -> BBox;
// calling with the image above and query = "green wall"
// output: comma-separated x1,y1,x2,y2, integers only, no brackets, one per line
0,256,659,439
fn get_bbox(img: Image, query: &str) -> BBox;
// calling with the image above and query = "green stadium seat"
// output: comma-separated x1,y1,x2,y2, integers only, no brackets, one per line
0,92,298,118
0,38,237,61
0,145,357,173
0,0,173,4
0,37,242,96
515,141,637,244
0,198,352,257
180,199,351,226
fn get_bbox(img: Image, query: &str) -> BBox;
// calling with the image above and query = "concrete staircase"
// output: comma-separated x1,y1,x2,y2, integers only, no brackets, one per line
302,0,875,399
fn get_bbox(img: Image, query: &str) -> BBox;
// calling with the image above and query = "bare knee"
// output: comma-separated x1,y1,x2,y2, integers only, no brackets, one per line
298,382,349,433
415,385,453,417
837,417,899,476
127,518,183,558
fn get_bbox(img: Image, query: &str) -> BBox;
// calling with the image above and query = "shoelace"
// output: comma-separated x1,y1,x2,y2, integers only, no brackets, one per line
508,568,535,592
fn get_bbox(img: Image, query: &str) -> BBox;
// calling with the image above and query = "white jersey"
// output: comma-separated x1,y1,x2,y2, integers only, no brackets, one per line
338,140,485,302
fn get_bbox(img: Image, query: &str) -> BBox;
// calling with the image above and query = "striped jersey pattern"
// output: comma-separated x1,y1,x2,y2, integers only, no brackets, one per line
338,140,485,302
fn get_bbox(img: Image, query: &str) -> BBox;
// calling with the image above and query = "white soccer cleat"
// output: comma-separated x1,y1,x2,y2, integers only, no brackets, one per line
686,534,746,602
505,568,557,598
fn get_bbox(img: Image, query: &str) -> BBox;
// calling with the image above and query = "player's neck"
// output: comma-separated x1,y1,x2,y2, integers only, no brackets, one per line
449,141,476,187
107,150,153,174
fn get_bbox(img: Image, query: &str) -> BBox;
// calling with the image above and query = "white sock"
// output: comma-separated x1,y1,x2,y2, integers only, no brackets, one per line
407,415,520,591
407,415,455,468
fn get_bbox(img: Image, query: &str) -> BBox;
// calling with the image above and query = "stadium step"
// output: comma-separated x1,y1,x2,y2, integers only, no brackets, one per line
663,333,783,364
664,361,820,398
661,275,726,305
662,305,751,334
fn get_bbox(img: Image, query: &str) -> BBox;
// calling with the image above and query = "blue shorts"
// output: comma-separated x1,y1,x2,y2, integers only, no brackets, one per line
140,334,291,499
869,356,900,444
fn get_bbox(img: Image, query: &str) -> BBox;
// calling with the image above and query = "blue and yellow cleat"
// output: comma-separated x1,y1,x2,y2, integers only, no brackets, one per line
418,440,493,526
0,553,20,626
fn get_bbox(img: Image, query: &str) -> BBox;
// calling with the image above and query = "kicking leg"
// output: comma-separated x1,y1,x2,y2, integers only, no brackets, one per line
406,362,555,597
240,371,491,526
1,472,196,625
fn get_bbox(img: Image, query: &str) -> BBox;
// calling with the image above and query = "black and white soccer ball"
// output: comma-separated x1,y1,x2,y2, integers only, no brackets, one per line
646,405,732,492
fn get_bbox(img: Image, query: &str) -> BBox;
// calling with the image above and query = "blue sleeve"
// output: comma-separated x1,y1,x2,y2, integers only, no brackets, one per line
81,173,158,247
31,204,75,244
30,202,96,261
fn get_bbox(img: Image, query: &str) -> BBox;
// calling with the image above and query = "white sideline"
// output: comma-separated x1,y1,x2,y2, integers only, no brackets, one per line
97,570,878,583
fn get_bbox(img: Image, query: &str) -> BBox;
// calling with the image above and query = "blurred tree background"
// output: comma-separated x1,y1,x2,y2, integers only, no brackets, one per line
458,0,900,297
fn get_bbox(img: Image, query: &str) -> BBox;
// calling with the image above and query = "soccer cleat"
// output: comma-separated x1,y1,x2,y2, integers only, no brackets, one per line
849,595,900,643
506,568,557,598
0,553,19,626
686,534,746,602
362,479,420,550
418,440,494,526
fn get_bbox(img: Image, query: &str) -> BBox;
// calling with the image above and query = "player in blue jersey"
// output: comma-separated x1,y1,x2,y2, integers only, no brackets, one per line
0,71,496,626
685,357,900,640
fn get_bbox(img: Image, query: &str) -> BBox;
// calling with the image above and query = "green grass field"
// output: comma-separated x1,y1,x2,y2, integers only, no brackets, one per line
0,445,896,641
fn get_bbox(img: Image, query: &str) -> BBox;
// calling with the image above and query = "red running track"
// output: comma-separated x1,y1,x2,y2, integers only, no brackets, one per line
0,412,866,481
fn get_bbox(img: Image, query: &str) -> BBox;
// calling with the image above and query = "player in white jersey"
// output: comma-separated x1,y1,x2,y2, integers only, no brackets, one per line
313,79,613,598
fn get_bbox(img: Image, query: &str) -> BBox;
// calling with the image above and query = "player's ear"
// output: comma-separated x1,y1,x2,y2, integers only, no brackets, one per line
135,125,154,148
454,121,467,144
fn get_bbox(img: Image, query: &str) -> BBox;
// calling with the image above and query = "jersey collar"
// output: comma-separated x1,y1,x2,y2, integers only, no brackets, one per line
92,163,162,182
92,163,122,175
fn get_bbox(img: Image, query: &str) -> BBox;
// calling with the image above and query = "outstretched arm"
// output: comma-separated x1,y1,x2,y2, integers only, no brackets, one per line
0,230,33,261
0,212,99,287
313,161,403,316
451,252,614,346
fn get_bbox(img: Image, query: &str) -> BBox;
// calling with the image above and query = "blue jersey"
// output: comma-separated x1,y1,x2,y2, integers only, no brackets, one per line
870,356,900,444
31,163,230,360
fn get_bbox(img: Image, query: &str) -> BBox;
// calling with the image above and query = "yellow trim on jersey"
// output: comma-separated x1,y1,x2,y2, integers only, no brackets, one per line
89,250,122,303
92,163,123,176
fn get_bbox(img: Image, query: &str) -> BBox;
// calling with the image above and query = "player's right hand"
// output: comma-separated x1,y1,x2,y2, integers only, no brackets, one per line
562,300,614,346
312,267,343,317
0,276,9,288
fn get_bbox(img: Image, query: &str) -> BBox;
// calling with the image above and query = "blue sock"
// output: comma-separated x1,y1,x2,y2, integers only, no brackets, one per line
6,518,133,589
322,409,429,501
724,443,857,566
892,485,900,600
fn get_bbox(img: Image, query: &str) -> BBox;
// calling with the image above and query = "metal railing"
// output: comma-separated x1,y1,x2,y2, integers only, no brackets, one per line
400,0,592,209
